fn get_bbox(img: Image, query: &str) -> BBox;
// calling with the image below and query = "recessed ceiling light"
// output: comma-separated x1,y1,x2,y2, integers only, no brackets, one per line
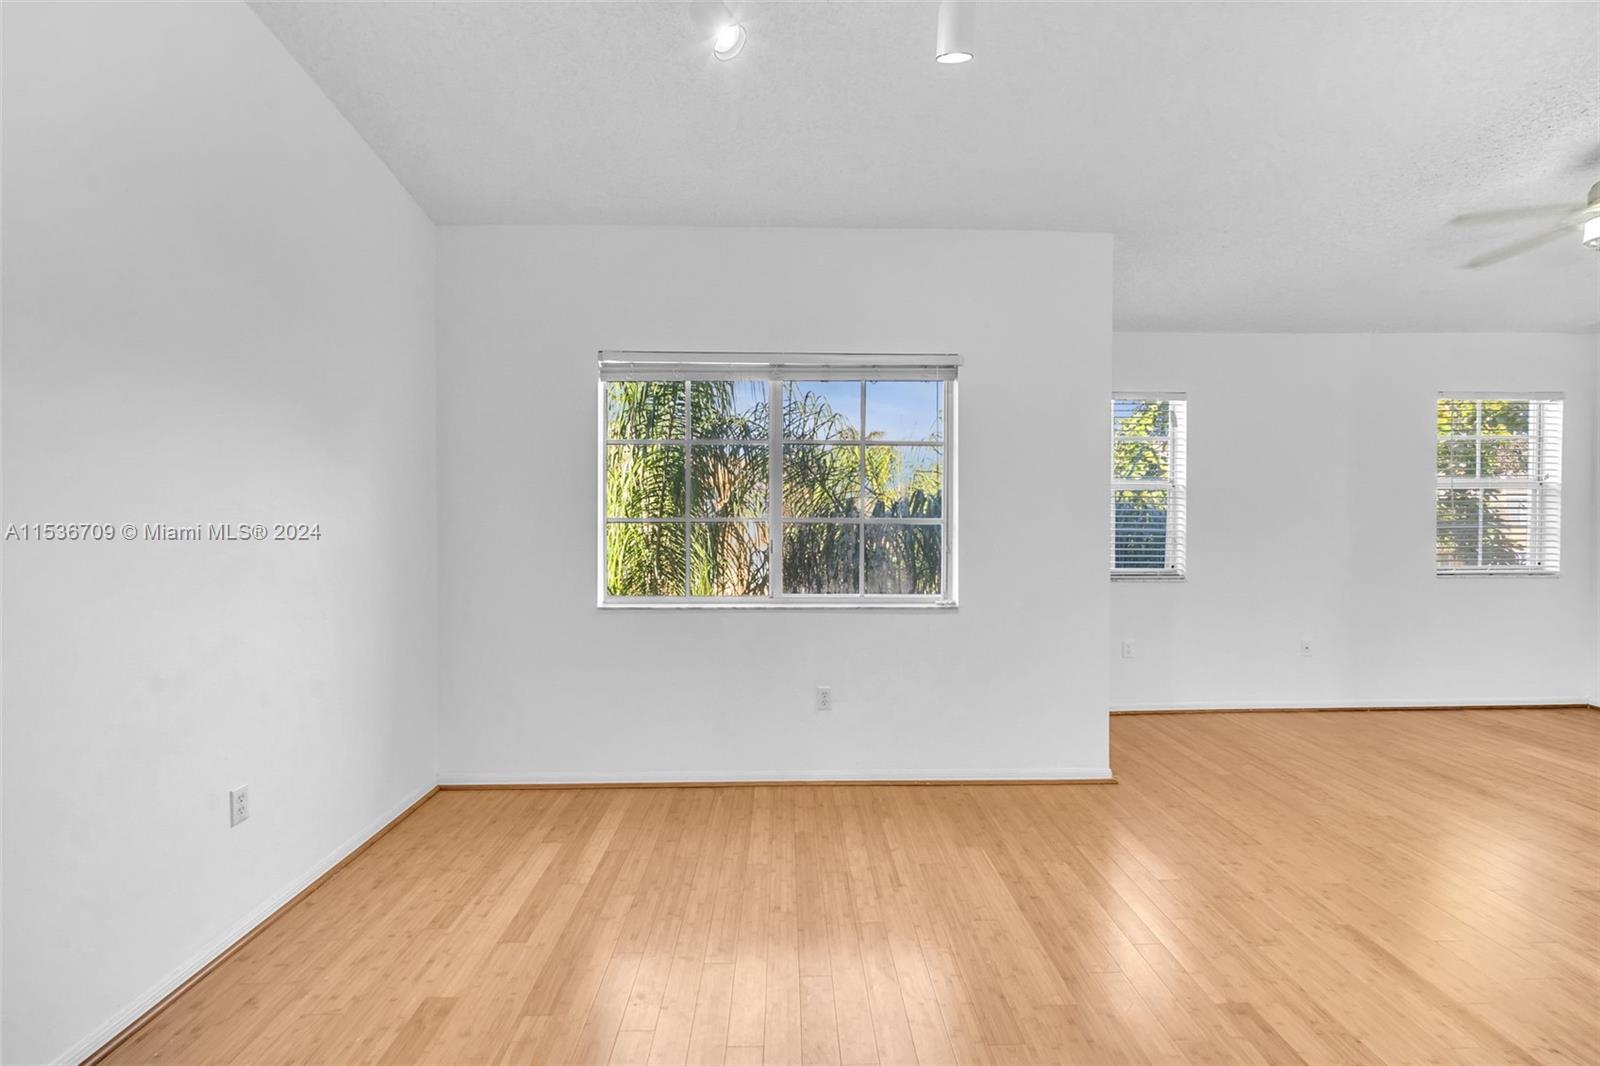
935,1,975,65
692,2,747,62
712,21,747,61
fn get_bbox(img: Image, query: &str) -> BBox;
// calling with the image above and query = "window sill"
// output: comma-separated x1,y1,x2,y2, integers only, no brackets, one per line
1435,569,1559,578
1110,571,1186,582
599,599,958,611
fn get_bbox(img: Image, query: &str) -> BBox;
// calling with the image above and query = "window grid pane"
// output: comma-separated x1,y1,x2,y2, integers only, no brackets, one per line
604,373,951,601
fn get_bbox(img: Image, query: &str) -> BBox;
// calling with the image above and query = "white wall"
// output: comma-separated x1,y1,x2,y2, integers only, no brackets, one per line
2,5,437,1063
438,226,1111,782
1,4,8,1057
1112,333,1598,711
0,6,7,1057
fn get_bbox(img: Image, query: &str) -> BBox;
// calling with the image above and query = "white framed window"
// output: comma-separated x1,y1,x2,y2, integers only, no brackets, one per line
1110,394,1186,579
1436,394,1562,575
599,352,958,606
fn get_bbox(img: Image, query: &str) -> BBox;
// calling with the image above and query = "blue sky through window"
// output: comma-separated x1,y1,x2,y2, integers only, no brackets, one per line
785,381,860,439
867,380,942,441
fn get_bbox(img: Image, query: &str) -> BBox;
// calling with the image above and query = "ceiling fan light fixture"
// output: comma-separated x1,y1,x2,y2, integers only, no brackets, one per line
935,1,976,65
1583,215,1600,250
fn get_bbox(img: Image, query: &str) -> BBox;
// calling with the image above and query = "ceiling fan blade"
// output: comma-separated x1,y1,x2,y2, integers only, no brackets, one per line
1463,226,1574,269
1450,204,1582,225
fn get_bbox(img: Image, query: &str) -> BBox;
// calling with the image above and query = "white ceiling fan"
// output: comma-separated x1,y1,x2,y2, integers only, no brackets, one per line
1451,179,1600,268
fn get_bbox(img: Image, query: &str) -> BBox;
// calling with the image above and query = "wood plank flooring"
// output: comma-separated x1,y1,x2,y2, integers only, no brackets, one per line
104,709,1600,1065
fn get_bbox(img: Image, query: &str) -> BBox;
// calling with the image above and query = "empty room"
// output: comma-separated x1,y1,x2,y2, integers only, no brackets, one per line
3,2,1598,1064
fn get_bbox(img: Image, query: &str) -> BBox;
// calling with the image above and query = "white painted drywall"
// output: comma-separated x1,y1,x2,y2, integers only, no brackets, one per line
2,4,437,1063
1111,333,1598,711
0,7,7,1058
252,1,1600,333
437,226,1112,782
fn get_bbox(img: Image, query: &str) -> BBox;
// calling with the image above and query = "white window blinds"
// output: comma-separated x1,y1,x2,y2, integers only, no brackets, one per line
1435,395,1562,575
1111,395,1187,578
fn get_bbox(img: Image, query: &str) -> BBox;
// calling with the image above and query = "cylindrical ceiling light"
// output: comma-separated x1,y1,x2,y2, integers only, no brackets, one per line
692,1,747,61
935,1,976,64
1583,215,1600,251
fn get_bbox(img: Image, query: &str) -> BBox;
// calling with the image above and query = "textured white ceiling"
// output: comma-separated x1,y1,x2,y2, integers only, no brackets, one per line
251,1,1599,332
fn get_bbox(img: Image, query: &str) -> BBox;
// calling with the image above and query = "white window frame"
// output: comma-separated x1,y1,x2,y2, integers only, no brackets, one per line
598,352,959,608
1435,392,1562,577
1110,393,1187,580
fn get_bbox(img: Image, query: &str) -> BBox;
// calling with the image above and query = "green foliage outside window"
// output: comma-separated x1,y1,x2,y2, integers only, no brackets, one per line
1435,399,1538,570
605,379,945,598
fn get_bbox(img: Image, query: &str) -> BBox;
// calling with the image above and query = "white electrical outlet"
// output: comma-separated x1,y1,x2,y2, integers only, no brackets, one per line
815,686,832,712
1300,639,1313,657
230,785,249,827
1120,640,1135,659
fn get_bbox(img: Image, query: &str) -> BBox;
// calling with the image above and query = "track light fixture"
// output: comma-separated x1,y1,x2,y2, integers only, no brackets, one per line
936,1,975,64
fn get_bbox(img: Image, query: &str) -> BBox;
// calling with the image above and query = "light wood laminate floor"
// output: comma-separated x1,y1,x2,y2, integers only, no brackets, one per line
106,709,1599,1065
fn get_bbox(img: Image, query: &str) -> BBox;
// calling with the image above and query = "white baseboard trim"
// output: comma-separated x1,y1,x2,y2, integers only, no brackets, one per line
1111,698,1590,714
437,766,1115,786
59,781,437,1066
